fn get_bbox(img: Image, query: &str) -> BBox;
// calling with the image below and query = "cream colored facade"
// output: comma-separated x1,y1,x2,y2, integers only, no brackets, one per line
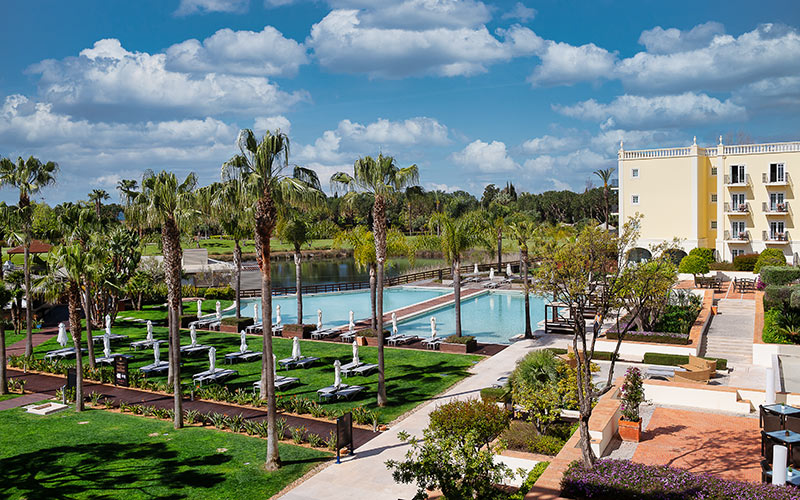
618,139,800,263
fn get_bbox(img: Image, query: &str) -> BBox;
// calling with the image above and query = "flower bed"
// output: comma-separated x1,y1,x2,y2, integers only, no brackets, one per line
561,459,800,500
605,328,690,345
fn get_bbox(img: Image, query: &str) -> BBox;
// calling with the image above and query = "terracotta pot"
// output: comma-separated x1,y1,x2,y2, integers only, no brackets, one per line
618,418,642,442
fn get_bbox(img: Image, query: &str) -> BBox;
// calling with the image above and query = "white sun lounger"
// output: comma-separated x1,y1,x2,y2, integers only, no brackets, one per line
192,368,238,386
347,363,378,377
277,356,320,370
311,328,339,340
317,384,365,402
44,347,86,360
139,361,170,375
224,350,263,364
253,376,300,392
130,338,161,350
91,334,129,344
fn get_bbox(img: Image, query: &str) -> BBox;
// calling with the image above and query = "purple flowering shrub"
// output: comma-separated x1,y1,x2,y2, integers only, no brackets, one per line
606,327,690,345
561,459,800,500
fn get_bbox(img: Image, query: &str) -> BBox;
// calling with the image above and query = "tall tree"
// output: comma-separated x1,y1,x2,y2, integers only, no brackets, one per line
116,179,139,207
0,156,59,357
331,154,419,407
88,189,110,218
0,279,12,394
507,217,539,339
593,167,615,230
0,202,14,280
212,179,253,319
423,213,492,337
222,129,322,470
134,170,197,430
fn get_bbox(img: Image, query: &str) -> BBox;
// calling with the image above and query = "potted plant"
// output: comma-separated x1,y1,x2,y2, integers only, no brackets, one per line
738,231,747,240
778,202,786,212
738,203,747,212
618,367,645,442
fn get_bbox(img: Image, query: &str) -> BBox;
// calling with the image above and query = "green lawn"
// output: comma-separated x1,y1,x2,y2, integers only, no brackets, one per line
0,393,22,402
32,317,481,423
0,405,330,499
120,300,233,324
141,238,340,257
4,329,26,348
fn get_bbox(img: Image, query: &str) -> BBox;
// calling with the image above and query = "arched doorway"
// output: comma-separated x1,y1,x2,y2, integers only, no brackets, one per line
664,249,688,267
628,247,652,263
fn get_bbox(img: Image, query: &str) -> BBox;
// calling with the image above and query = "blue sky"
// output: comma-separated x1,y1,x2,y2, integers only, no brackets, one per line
1,0,799,204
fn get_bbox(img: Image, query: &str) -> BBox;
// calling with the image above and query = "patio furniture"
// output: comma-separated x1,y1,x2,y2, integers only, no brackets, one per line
139,361,170,375
253,376,300,392
735,277,756,293
544,304,576,334
311,328,339,340
180,344,212,356
224,350,263,364
761,459,772,483
422,337,442,350
672,368,713,384
339,331,357,343
645,366,680,380
277,356,320,370
317,384,365,402
44,347,86,360
694,276,723,292
787,415,800,434
340,360,365,374
761,404,799,431
91,333,129,344
764,467,800,486
680,355,717,374
765,429,800,449
130,339,160,351
346,363,378,377
96,353,133,365
388,334,419,346
192,368,238,386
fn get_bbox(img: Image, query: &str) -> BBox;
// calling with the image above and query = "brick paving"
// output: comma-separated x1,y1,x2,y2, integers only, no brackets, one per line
6,327,59,357
0,392,51,411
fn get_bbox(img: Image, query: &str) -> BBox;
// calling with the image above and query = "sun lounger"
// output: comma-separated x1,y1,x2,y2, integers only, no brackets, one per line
245,322,262,334
91,334,129,344
339,331,357,343
130,338,161,350
224,350,263,364
317,384,365,402
191,318,217,329
272,325,283,336
422,338,442,350
388,334,420,346
483,281,500,289
348,363,378,377
311,328,339,340
253,376,300,392
139,361,170,375
340,360,365,374
277,356,320,370
192,368,238,386
44,347,86,360
672,368,713,384
180,344,212,356
645,366,680,380
492,376,509,388
96,353,133,365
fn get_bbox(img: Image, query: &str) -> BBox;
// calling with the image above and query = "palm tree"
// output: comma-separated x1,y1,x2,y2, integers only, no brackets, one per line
0,279,12,394
507,217,539,339
133,170,198,429
0,202,14,280
88,189,110,218
222,128,322,470
117,179,138,207
331,154,418,406
333,226,412,329
424,212,492,337
0,155,59,357
593,167,615,230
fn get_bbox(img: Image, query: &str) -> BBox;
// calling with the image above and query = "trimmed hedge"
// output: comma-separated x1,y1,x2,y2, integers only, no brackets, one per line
444,334,476,345
764,284,796,310
480,387,511,403
642,352,727,371
760,266,800,286
220,317,254,329
606,330,690,345
203,286,235,300
755,249,788,273
733,252,759,271
689,247,715,264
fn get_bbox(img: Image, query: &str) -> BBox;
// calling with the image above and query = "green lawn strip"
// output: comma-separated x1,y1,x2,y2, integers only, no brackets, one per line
32,321,480,423
119,300,234,323
141,238,339,256
0,393,22,402
4,330,26,347
0,405,330,500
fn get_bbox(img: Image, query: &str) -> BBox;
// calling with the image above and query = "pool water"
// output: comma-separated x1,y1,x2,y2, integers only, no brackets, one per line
237,287,447,328
396,291,548,344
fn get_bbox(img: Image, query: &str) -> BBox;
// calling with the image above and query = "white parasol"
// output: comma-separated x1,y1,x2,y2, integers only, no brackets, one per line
253,303,259,323
507,263,513,276
105,314,112,334
57,322,68,347
292,336,301,360
197,299,202,318
352,340,359,365
348,310,355,333
239,330,248,353
474,263,479,274
276,305,282,327
146,320,153,342
215,301,222,319
103,333,111,359
430,317,437,337
333,359,342,390
190,324,197,347
489,268,495,280
273,353,278,379
153,340,161,364
391,312,398,335
208,347,216,374
317,309,323,330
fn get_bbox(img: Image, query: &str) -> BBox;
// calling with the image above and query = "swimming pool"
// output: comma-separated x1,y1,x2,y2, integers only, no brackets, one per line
396,291,548,344
237,286,448,328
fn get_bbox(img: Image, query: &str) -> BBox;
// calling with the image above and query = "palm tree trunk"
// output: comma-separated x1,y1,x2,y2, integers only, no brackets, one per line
234,240,242,320
24,243,32,357
255,195,280,470
294,248,303,324
68,281,84,412
0,316,6,394
373,195,388,407
454,259,462,337
369,265,377,330
0,241,4,280
497,226,503,272
162,218,183,429
522,248,532,338
603,185,609,230
83,283,96,369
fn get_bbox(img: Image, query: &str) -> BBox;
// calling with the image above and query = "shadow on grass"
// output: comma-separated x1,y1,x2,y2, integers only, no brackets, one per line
0,442,229,499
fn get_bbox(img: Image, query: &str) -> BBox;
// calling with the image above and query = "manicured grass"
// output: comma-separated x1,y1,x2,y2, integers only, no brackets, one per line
141,238,339,256
120,300,234,324
0,393,22,402
4,329,26,348
32,317,481,423
0,405,330,499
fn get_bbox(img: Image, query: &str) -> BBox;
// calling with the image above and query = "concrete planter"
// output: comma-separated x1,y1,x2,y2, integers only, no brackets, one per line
618,418,641,442
440,339,478,354
357,331,390,347
283,324,315,339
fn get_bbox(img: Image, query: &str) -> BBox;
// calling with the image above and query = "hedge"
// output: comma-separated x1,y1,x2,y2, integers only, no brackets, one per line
755,249,788,273
544,348,617,360
220,317,254,329
678,255,709,275
444,334,476,344
480,387,511,403
763,284,796,310
733,252,759,271
763,308,791,344
688,247,715,264
760,266,800,286
606,330,690,345
203,286,235,300
642,352,727,371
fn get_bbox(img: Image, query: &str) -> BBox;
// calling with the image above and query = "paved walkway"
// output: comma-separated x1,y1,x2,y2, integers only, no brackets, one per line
7,327,58,357
702,299,755,366
0,392,50,411
278,338,541,500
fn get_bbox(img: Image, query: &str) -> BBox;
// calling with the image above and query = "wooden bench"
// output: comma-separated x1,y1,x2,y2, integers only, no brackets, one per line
672,355,716,383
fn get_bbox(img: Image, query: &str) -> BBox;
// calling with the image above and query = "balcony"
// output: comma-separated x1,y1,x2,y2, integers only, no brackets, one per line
763,172,791,186
724,230,750,243
724,202,749,215
763,201,790,215
763,230,790,244
610,179,619,191
724,174,750,187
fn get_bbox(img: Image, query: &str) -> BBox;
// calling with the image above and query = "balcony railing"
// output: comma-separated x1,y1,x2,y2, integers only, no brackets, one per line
724,202,749,214
763,172,791,186
724,230,750,242
724,174,751,186
762,201,790,214
763,230,790,243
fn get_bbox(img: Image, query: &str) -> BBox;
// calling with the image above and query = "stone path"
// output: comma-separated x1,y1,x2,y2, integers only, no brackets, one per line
6,327,58,357
0,392,50,411
278,338,541,500
702,299,755,366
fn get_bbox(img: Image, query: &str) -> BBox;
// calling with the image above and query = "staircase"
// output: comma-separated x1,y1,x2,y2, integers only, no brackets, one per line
701,299,754,365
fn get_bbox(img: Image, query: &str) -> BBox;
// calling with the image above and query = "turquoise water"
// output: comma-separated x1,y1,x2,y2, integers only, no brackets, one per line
237,287,447,327
397,291,547,344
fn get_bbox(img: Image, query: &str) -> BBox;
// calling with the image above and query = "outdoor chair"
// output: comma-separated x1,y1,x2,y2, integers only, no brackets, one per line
388,335,419,346
680,355,717,374
192,368,238,386
130,339,160,350
253,376,300,392
311,329,338,340
91,333,129,344
339,331,357,343
787,415,800,434
761,405,783,432
672,368,713,384
761,459,772,483
422,337,442,349
224,350,263,364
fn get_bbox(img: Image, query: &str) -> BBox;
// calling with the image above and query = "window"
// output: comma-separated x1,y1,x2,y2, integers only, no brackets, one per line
631,194,639,204
731,249,744,258
632,169,639,178
731,193,746,211
769,163,785,183
770,221,786,240
769,192,785,211
730,165,746,184
711,194,717,203
711,167,718,176
711,220,717,229
731,221,746,236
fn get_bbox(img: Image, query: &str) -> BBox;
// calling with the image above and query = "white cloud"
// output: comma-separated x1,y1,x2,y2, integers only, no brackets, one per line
253,115,291,135
528,40,617,86
29,39,307,120
502,2,536,22
522,155,555,174
451,139,519,173
638,21,725,54
296,131,348,164
425,182,461,192
549,178,572,191
352,0,491,30
93,174,123,188
165,26,307,77
307,9,541,78
174,0,249,15
521,134,581,154
733,76,800,112
337,117,449,145
555,92,746,129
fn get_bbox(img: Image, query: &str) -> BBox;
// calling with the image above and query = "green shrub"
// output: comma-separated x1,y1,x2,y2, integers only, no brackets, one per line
652,304,701,335
527,434,565,455
763,308,790,344
760,266,800,286
764,285,796,310
733,252,759,271
181,284,200,298
480,387,511,404
642,352,727,370
511,462,549,500
428,399,510,445
203,286,235,300
220,317,254,329
679,255,709,275
444,335,476,344
501,421,566,456
689,247,715,264
755,249,788,273
709,261,735,271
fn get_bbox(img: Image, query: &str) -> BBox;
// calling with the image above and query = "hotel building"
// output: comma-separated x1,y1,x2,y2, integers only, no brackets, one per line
618,138,800,263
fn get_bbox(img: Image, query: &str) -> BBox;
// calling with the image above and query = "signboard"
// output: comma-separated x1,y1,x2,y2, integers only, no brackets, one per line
66,368,77,390
114,356,129,387
336,412,353,464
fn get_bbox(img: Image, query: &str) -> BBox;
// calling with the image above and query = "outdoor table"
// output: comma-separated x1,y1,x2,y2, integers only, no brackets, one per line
765,468,800,486
764,404,800,417
766,429,800,448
